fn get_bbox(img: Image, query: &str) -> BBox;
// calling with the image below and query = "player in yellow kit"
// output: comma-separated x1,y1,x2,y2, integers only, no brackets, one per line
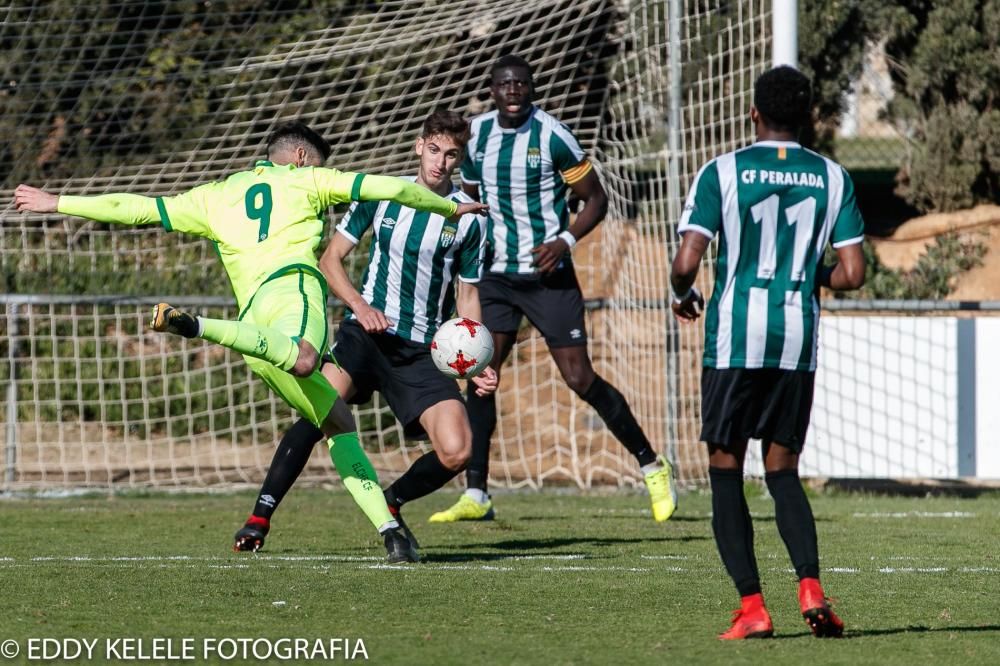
14,122,488,562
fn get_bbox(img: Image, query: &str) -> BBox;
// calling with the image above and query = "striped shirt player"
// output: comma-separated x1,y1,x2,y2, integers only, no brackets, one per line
432,55,678,527
679,141,864,372
336,178,487,344
460,106,592,274
669,67,864,639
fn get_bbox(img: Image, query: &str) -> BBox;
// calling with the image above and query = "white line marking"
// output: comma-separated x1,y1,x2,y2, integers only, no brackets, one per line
4,557,997,576
878,567,949,573
852,511,976,518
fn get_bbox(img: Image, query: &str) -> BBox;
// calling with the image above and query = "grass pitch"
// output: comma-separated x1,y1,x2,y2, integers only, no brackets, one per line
2,487,998,665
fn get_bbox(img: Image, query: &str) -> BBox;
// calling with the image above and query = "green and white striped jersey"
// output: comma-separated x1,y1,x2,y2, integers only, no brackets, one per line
461,106,593,274
678,141,865,371
336,178,487,344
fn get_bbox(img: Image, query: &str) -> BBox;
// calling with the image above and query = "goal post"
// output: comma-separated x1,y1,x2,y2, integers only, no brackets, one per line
1,0,771,490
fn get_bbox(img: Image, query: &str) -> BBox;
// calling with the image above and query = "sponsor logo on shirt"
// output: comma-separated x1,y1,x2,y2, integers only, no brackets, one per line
527,147,541,169
382,217,397,228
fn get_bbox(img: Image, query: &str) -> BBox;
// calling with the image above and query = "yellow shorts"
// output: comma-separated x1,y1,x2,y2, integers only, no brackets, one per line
240,267,337,428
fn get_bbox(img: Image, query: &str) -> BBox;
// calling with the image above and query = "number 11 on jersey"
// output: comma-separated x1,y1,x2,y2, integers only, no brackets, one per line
751,194,817,283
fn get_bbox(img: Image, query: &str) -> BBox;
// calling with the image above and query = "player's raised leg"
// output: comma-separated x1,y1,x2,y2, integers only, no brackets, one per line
151,302,309,375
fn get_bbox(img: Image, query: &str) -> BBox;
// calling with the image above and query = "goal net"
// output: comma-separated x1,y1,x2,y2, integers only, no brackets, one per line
0,0,769,490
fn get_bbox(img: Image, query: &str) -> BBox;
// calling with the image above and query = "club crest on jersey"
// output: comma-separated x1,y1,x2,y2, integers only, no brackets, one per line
439,224,457,248
527,147,541,168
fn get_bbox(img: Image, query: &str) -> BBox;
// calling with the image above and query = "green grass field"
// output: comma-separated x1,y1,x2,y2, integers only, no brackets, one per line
2,487,998,665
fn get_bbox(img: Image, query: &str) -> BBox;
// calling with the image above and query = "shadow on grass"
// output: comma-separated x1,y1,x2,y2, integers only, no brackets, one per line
577,514,708,522
474,535,709,550
848,624,1000,637
419,552,606,564
771,625,1000,640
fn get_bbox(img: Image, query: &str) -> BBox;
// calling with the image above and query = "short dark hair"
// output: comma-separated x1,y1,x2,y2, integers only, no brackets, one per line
421,110,471,148
490,54,533,82
753,66,812,132
266,121,332,162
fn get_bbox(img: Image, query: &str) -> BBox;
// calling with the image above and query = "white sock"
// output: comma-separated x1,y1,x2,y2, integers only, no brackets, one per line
464,488,489,505
194,315,205,337
641,461,662,476
377,520,400,534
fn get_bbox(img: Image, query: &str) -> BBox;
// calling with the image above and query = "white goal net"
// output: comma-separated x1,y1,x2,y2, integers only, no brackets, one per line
0,0,769,490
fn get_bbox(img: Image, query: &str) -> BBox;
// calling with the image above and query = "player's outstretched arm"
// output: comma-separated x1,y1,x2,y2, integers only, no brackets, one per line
356,175,488,221
15,184,159,226
319,233,392,334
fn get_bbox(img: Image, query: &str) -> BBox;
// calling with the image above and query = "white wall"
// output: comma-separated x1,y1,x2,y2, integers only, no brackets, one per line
974,319,1000,479
742,316,1000,480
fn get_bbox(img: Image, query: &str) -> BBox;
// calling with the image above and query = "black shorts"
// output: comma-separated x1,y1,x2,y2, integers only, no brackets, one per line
328,320,462,440
479,266,587,348
700,367,816,452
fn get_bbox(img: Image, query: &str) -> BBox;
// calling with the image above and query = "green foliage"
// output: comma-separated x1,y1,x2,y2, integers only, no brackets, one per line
798,0,883,153
882,0,1000,212
9,304,280,439
844,234,988,299
0,1,338,187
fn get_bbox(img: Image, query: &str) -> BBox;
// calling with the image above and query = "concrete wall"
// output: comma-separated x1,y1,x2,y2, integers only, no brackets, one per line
743,316,999,480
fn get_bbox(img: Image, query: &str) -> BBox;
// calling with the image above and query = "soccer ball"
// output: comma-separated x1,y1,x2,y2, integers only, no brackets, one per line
430,318,494,379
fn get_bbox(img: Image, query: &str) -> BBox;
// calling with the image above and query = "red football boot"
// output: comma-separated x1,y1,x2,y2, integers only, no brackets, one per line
719,593,774,640
799,578,844,638
233,515,270,552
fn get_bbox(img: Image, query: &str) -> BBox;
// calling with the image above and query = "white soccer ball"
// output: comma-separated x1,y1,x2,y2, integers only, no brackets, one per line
430,318,494,379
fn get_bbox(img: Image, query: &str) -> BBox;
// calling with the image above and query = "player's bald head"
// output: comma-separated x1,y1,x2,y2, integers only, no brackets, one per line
267,121,332,165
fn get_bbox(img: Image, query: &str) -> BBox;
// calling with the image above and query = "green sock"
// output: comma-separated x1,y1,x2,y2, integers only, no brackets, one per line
328,432,394,530
198,317,299,371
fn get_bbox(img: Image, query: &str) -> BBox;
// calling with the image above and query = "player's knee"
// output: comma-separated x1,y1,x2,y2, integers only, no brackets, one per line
563,366,595,395
435,436,471,471
321,399,354,437
290,342,320,377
